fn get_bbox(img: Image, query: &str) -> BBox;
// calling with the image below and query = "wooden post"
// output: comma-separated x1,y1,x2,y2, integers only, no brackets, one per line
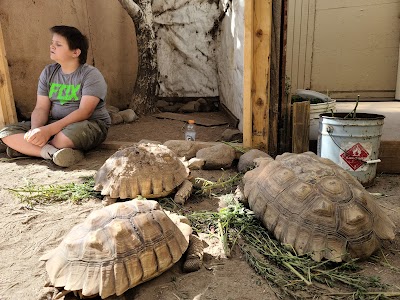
243,0,273,152
278,0,291,154
0,21,17,128
243,0,254,149
291,101,310,153
269,0,283,157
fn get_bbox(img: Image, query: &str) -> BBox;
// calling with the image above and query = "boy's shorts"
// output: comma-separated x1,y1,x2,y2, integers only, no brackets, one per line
0,119,109,151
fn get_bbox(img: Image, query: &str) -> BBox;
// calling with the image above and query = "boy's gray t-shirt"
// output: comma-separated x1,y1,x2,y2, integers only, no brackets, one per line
37,63,111,126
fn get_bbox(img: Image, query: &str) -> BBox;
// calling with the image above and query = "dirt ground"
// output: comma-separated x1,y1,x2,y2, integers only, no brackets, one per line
0,111,399,300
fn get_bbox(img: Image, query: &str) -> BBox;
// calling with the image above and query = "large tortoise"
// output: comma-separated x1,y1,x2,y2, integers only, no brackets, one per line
94,143,192,205
40,199,203,299
243,152,395,262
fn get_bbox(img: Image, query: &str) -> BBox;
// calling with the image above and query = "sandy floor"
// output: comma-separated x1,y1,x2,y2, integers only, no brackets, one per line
0,112,399,300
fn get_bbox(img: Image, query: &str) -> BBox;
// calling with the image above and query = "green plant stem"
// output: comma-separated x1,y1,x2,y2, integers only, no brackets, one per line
221,141,248,153
195,173,243,195
282,261,312,286
8,177,99,206
325,292,400,297
218,220,230,257
183,201,392,299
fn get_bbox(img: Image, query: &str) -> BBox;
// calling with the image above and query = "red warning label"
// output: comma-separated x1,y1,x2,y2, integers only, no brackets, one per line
340,143,369,171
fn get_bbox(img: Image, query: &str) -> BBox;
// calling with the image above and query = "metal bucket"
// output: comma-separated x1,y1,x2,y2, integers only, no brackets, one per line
317,113,385,187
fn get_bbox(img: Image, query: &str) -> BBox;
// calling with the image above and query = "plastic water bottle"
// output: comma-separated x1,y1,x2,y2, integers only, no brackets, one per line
184,120,196,141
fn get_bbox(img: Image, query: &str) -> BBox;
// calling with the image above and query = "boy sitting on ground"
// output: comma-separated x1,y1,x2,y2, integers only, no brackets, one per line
0,25,110,167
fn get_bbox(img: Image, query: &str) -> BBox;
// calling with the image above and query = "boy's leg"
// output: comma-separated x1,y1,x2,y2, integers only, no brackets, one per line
1,120,108,167
3,134,43,157
50,120,108,167
55,120,108,151
0,122,44,158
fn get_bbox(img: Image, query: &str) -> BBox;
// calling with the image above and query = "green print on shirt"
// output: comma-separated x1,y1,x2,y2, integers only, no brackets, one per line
49,83,81,105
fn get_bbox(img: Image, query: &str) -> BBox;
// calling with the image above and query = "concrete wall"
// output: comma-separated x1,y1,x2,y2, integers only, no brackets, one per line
286,0,400,100
0,0,138,115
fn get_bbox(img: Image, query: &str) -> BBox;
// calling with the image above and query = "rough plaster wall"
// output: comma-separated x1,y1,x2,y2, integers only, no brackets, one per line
153,0,220,97
87,0,138,109
0,0,137,115
217,0,244,131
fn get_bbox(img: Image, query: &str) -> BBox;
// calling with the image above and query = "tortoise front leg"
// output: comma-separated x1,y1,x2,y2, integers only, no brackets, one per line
183,234,204,273
102,196,117,206
174,180,193,205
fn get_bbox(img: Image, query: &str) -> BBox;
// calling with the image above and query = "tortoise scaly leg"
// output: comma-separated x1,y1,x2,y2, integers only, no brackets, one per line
35,287,58,300
183,234,204,273
54,289,71,299
36,279,61,300
174,180,193,205
102,196,117,206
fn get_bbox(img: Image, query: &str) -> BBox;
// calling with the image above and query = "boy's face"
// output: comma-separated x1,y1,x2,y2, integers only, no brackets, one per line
50,33,80,64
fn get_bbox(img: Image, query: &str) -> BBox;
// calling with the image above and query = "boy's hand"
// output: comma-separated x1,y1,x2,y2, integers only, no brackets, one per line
24,127,51,147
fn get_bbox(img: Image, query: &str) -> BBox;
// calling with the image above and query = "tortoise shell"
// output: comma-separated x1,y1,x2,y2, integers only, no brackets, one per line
243,152,395,262
40,200,192,298
94,143,189,199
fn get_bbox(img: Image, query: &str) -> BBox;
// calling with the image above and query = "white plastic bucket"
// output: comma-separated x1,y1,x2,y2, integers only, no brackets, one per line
309,100,336,140
293,89,337,140
317,113,385,187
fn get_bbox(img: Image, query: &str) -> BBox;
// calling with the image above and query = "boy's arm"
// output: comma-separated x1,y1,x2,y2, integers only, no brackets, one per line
30,95,51,129
25,95,100,147
44,95,100,135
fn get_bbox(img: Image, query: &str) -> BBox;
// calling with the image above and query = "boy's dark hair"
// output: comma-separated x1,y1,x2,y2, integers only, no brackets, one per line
50,25,89,64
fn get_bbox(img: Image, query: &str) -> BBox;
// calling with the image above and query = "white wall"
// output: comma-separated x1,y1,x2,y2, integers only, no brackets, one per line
216,0,245,130
153,0,245,128
153,0,220,97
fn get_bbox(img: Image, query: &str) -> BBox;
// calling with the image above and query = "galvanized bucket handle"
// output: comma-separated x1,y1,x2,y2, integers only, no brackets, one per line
326,125,381,165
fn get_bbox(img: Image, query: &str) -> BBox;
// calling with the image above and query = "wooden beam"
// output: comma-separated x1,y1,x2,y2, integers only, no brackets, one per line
278,0,291,154
243,0,273,152
243,0,254,149
291,101,310,153
0,21,17,128
252,0,272,152
270,0,283,157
